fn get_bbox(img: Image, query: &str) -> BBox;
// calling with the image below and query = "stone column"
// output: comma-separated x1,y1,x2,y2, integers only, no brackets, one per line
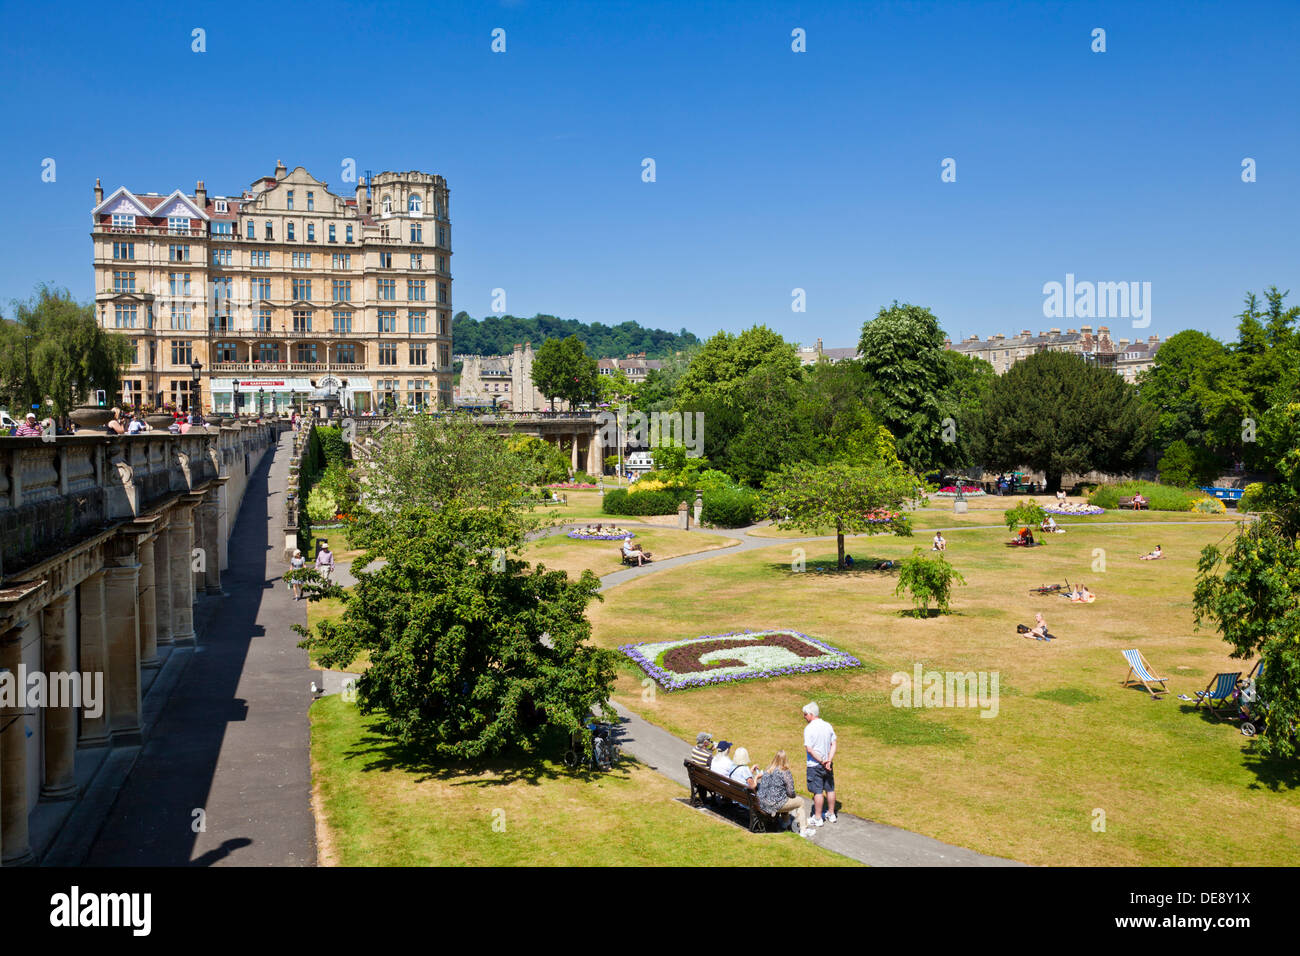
153,522,173,649
200,485,224,594
40,595,78,800
103,562,143,743
0,621,35,864
570,433,580,473
587,427,603,475
168,505,197,646
78,571,112,747
137,535,159,668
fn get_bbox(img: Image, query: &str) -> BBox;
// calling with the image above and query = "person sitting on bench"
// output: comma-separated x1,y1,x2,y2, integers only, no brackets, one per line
727,747,758,790
710,740,736,777
622,537,651,566
1140,544,1163,560
1131,493,1147,510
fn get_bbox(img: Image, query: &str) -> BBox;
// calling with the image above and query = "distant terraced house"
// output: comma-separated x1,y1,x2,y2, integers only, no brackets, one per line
945,325,1162,382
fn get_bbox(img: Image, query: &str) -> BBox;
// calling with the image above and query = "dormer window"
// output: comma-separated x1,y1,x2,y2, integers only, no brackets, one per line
215,199,228,213
111,213,135,230
168,216,189,234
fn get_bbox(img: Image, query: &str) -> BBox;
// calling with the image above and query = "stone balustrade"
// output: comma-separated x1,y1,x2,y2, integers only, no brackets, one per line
0,420,282,865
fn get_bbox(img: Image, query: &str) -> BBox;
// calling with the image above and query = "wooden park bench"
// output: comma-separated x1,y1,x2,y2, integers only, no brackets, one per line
1118,496,1148,510
684,760,782,833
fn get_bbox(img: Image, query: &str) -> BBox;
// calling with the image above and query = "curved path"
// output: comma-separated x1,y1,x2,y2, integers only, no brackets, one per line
591,515,1238,866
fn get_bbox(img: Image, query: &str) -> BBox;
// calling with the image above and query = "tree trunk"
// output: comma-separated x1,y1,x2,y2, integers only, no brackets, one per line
1046,472,1063,494
837,524,845,570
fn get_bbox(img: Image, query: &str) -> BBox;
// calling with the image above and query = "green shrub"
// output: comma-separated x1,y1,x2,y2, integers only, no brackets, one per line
602,485,691,516
1087,481,1198,512
1004,499,1046,531
306,484,339,523
1191,496,1226,514
701,486,759,527
1157,440,1219,488
1238,482,1266,514
316,426,349,467
894,548,967,617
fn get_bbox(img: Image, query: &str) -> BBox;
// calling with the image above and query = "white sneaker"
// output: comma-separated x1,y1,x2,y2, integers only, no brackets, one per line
799,828,815,838
810,816,825,827
826,813,838,823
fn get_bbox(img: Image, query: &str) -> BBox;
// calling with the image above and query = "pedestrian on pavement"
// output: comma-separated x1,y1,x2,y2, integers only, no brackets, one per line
289,549,305,600
315,540,335,582
802,701,838,826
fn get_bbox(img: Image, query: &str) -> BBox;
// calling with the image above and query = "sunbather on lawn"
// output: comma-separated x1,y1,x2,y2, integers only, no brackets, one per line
1140,545,1163,560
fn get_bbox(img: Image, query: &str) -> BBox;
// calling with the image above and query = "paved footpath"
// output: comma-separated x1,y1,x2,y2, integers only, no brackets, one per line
84,431,316,866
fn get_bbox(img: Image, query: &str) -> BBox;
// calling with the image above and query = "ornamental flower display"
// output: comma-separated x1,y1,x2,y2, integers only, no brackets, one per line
1044,505,1105,515
566,529,634,540
865,509,899,523
547,482,599,489
933,485,986,497
620,629,861,691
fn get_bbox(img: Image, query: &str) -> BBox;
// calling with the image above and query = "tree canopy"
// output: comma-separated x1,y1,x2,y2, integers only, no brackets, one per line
531,335,599,409
452,311,699,358
0,284,132,419
974,350,1153,492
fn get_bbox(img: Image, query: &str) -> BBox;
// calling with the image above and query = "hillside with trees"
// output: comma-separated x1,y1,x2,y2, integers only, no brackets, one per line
452,311,700,358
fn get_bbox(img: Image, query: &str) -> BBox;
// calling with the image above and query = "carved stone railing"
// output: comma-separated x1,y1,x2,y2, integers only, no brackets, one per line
0,422,277,581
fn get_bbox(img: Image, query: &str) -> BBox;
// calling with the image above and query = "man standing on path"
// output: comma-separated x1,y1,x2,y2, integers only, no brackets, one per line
803,702,837,826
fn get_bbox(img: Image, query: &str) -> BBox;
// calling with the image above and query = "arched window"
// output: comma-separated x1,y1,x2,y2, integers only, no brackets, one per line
382,195,393,215
408,194,422,214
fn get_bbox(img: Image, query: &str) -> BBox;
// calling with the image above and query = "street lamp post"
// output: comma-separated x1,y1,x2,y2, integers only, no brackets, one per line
258,387,265,420
233,379,241,418
190,358,202,416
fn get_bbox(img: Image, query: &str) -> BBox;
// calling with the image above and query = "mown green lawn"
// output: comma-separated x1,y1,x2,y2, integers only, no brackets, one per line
525,526,738,578
310,695,857,866
589,520,1298,866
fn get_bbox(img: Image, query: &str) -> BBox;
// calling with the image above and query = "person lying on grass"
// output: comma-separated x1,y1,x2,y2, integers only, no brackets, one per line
1140,545,1163,560
1067,583,1095,603
1018,613,1054,640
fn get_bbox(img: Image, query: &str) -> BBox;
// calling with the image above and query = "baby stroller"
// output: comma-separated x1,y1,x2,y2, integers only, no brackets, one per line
563,721,620,770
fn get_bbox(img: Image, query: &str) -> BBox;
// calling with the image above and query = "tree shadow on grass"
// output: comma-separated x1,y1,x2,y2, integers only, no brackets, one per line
1172,703,1300,791
342,715,634,787
764,557,900,578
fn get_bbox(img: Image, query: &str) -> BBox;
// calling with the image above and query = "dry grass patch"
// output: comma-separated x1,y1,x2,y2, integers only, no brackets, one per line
592,521,1299,866
526,527,737,579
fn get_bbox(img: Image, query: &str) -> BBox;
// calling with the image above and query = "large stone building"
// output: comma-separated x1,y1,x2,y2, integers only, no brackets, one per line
946,325,1161,382
455,342,547,410
91,161,454,415
597,353,664,383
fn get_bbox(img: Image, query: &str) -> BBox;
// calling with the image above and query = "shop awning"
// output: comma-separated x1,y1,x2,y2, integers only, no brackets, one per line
212,377,315,393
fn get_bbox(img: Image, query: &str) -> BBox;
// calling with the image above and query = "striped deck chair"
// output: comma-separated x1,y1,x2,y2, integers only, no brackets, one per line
1192,672,1242,719
1121,649,1169,699
1247,659,1265,681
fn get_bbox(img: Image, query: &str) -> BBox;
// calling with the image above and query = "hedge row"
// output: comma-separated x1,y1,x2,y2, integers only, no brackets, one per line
601,484,760,527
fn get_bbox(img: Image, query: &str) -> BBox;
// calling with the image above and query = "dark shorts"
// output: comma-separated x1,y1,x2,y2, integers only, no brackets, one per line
807,764,834,794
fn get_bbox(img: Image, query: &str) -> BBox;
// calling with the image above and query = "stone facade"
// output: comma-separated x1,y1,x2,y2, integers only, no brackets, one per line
91,161,454,416
947,325,1162,380
0,422,276,864
455,342,547,411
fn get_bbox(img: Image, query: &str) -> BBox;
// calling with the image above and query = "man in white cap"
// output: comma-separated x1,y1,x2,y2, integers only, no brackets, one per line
802,702,837,825
14,412,43,437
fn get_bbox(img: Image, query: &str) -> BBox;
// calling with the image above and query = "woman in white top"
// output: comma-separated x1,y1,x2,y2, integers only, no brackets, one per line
289,549,305,600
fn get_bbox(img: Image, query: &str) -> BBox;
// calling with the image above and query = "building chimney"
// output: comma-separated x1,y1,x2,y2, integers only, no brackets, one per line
94,178,103,204
195,179,207,208
1149,335,1159,344
275,159,288,180
1021,330,1031,336
355,177,367,208
1080,325,1093,335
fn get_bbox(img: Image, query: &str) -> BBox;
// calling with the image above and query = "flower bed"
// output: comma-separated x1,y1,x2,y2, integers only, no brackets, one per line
547,482,599,489
566,530,634,540
933,485,986,497
1044,505,1105,516
865,509,899,523
621,629,861,691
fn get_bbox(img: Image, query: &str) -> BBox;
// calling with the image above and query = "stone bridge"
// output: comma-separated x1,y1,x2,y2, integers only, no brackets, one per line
0,420,280,864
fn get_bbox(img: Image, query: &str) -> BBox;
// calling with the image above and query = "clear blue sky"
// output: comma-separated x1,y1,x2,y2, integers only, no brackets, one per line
1,0,1296,348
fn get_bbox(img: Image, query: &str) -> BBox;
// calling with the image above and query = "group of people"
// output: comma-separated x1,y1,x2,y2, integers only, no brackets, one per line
105,407,207,435
688,702,838,836
1066,582,1095,603
287,541,335,600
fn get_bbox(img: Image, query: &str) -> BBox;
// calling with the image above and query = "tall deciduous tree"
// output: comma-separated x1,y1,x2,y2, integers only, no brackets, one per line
974,350,1153,492
674,326,801,408
761,460,924,569
0,284,132,418
531,335,598,410
297,504,618,759
857,302,955,472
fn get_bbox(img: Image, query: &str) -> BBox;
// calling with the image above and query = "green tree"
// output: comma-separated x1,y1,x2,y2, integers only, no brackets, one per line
356,411,542,541
937,351,996,470
674,326,801,408
761,460,924,569
894,548,967,617
974,350,1153,493
0,284,132,419
1194,402,1300,757
1004,499,1046,531
1136,329,1232,462
857,302,955,472
531,335,598,409
507,434,572,485
296,504,618,758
